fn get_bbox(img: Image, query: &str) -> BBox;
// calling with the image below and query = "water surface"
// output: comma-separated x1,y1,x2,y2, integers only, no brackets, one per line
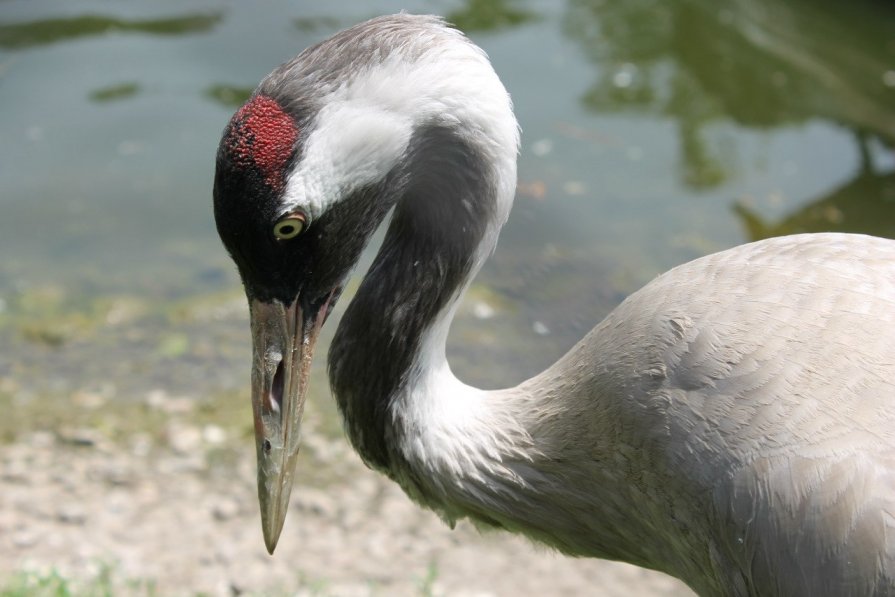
1,0,893,409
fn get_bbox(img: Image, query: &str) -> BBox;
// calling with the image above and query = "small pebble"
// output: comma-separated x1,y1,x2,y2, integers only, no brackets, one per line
12,530,39,548
57,428,103,448
294,488,335,518
56,504,87,525
28,431,55,448
71,390,108,409
146,389,195,414
211,498,240,521
167,423,203,454
1,460,29,483
99,462,135,487
202,424,227,445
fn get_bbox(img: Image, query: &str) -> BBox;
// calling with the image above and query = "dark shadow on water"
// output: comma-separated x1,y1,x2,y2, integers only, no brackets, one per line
0,13,223,49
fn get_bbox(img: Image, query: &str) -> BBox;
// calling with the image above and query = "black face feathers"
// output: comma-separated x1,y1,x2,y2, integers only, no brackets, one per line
211,91,374,307
213,94,301,302
213,152,389,306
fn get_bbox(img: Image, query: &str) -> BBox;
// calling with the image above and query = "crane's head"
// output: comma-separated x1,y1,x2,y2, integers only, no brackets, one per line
212,14,519,554
213,92,385,554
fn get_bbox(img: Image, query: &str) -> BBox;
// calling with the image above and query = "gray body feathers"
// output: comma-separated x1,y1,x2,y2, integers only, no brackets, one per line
471,233,895,596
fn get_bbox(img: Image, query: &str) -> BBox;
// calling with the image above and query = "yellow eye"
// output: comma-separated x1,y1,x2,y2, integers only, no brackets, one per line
273,213,306,240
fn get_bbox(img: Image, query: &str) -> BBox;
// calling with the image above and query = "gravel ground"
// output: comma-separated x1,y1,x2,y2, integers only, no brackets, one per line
0,408,694,597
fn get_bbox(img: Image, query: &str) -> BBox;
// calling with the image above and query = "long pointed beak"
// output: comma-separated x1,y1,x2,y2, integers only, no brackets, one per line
249,295,329,554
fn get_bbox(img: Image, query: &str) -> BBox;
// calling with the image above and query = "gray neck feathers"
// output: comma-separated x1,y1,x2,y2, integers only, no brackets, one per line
328,124,495,473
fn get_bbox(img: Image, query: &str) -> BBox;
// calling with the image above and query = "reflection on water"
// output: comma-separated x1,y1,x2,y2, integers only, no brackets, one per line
0,13,223,49
564,0,895,191
205,84,253,108
735,132,895,241
293,16,341,34
88,82,140,103
447,0,540,32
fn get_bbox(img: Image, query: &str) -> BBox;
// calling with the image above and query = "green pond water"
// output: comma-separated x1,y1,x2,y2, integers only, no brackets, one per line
0,0,893,431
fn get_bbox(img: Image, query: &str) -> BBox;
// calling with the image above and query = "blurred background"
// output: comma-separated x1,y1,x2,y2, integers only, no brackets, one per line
0,0,893,595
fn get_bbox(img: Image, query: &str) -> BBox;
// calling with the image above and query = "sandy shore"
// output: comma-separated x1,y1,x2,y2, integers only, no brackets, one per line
0,401,694,596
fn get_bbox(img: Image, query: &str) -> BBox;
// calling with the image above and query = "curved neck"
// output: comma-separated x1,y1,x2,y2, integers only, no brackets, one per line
328,125,502,473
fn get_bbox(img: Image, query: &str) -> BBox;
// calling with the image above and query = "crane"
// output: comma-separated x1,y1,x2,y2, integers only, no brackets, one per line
212,14,895,596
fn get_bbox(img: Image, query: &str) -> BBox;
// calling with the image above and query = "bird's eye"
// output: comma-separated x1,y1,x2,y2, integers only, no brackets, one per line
273,213,307,241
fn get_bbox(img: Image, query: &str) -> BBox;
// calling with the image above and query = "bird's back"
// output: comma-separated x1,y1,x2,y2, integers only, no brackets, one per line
531,233,895,595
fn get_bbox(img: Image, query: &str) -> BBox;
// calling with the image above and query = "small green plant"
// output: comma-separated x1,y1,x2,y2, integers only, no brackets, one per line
0,563,157,597
418,561,439,597
1,567,78,597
